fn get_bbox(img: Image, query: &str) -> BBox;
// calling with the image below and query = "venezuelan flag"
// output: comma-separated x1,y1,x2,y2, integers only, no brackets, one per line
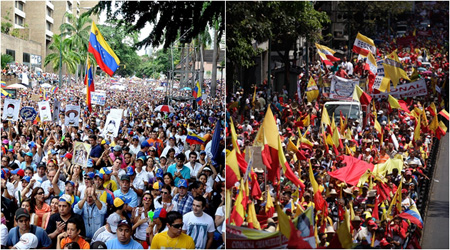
1,89,11,98
193,81,202,105
186,131,205,145
1,81,6,88
85,57,95,112
88,22,120,76
51,86,59,93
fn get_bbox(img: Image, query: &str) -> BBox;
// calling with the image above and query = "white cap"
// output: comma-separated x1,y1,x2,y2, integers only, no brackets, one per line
14,233,38,249
106,212,122,233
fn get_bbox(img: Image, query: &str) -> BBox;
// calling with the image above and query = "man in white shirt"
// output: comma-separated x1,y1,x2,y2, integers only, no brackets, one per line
182,196,215,249
185,152,203,179
184,144,199,160
41,169,65,204
160,137,181,158
129,136,141,156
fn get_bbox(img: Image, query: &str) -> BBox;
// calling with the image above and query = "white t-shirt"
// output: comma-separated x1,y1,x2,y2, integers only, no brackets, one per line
182,211,215,249
0,224,8,246
154,197,178,212
215,205,225,233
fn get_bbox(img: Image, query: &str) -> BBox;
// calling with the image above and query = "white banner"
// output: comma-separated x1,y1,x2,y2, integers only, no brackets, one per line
38,101,52,122
2,99,21,121
91,91,106,106
329,76,360,100
102,109,123,139
377,60,385,77
371,79,427,99
53,101,61,123
64,105,81,126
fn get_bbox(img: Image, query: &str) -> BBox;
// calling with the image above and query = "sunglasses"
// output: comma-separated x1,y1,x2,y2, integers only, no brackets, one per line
143,197,152,201
162,191,169,195
36,192,44,195
171,223,183,229
84,177,92,180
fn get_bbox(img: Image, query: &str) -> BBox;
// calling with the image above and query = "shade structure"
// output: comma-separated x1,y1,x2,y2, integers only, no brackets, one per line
154,105,175,113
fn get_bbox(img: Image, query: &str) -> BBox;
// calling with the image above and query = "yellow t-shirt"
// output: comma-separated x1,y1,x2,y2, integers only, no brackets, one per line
104,180,118,191
150,231,195,249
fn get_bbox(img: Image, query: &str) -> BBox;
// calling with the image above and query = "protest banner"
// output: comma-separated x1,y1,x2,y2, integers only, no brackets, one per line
102,109,123,138
72,142,91,168
371,79,427,99
19,107,37,121
329,75,360,100
91,90,107,106
64,105,81,126
53,100,61,123
38,101,52,122
2,99,21,121
377,60,385,77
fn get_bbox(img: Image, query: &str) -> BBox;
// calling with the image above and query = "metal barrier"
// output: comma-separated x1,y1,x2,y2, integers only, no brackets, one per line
417,137,440,217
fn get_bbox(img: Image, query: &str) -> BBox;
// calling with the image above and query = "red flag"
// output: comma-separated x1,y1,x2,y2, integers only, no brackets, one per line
372,197,379,220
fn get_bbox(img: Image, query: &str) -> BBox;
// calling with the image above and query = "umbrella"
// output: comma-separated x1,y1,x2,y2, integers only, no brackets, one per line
155,87,165,91
5,83,27,89
40,83,53,88
417,67,426,72
422,70,432,75
35,67,43,72
180,87,192,91
154,105,175,113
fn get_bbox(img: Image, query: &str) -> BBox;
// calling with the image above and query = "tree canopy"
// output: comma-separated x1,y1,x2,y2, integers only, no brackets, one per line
88,1,224,49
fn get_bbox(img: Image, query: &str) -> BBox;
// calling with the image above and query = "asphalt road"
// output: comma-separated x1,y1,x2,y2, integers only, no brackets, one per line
422,134,449,249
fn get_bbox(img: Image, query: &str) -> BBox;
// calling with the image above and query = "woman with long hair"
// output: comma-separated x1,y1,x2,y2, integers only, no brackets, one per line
67,164,83,197
131,191,155,249
15,198,38,226
154,184,178,212
41,196,60,229
166,148,176,166
146,207,168,246
163,173,178,196
30,187,50,227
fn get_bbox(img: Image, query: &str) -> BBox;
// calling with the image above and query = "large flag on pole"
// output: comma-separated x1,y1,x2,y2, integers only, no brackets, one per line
353,32,377,56
88,22,120,76
315,43,340,66
383,51,410,88
85,57,95,112
306,77,319,103
193,81,203,106
352,84,372,105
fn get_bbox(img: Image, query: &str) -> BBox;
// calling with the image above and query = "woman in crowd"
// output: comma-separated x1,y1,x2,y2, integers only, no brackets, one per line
132,191,155,248
41,196,60,229
30,187,50,227
154,184,178,212
163,173,178,197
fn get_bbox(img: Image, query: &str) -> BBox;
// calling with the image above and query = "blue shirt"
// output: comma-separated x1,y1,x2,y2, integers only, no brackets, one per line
167,164,191,184
113,188,138,217
106,238,143,249
90,144,103,158
20,161,37,172
7,225,52,248
73,200,108,238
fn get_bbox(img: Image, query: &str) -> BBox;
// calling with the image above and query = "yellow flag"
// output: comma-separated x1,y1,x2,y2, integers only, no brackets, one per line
383,51,410,87
430,114,439,132
332,126,341,148
306,77,319,102
439,120,447,133
387,181,402,218
336,208,353,249
302,114,310,127
388,95,401,109
276,204,291,239
309,160,319,193
321,105,331,126
247,202,261,230
414,115,421,141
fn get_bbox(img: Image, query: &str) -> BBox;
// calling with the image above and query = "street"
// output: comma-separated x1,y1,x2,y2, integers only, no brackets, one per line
422,134,449,249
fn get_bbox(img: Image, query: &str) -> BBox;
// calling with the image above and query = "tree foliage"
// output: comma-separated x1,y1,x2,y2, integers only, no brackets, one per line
135,48,181,79
88,1,224,49
1,54,13,69
44,35,81,74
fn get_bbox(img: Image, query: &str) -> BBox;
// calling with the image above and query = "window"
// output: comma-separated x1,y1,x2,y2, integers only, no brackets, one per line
15,1,24,11
23,53,30,63
46,21,52,31
6,50,15,61
15,15,24,26
47,7,53,18
67,1,72,11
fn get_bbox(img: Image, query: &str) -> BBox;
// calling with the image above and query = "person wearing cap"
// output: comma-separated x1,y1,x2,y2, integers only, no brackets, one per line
136,141,150,160
19,151,37,172
150,211,195,249
167,153,190,185
12,233,39,249
109,145,127,169
89,135,104,166
6,208,52,248
147,131,165,157
15,176,36,205
46,194,86,247
52,168,80,208
33,162,47,184
126,166,145,199
73,186,107,239
91,212,120,244
105,219,143,249
160,136,182,159
113,175,139,217
134,156,150,191
57,217,90,249
93,172,114,206
173,179,194,216
182,196,215,249
146,207,168,244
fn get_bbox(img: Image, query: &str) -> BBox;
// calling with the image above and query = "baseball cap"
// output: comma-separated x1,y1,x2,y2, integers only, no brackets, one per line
113,145,122,152
141,141,150,148
62,153,73,160
203,166,212,172
95,173,104,180
91,241,107,249
177,179,188,188
153,208,167,220
11,169,25,177
113,197,126,208
155,168,163,178
120,175,130,181
28,142,36,148
126,166,134,176
200,150,206,155
25,152,33,157
86,159,94,168
22,176,31,183
65,180,75,186
51,149,58,155
136,156,146,163
101,167,112,175
153,181,162,191
106,212,121,233
59,194,74,205
117,219,132,229
84,172,95,179
13,233,38,249
2,139,8,145
15,208,30,220
169,136,175,140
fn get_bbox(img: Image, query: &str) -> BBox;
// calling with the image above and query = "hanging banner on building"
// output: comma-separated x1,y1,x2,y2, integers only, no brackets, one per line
64,105,81,126
2,99,21,121
371,79,427,98
91,91,106,106
329,76,360,100
102,109,123,138
38,101,52,122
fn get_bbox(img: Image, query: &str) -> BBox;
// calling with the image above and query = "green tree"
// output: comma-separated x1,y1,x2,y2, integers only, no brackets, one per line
136,48,181,79
87,1,224,49
44,34,81,75
1,54,13,69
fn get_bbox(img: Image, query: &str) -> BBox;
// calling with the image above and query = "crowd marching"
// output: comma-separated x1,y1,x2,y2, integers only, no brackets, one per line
226,6,448,249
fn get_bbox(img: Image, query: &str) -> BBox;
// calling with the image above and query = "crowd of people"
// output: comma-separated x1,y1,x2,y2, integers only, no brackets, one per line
1,74,226,249
226,7,448,248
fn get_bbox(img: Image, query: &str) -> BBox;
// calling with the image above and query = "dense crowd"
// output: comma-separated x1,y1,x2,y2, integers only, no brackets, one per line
1,75,226,249
226,9,448,248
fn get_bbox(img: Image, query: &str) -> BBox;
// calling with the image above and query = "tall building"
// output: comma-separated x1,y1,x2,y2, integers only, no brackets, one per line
1,0,98,73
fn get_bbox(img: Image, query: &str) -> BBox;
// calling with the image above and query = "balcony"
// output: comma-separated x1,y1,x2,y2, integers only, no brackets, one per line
46,15,54,24
18,0,26,3
46,0,54,10
46,29,53,38
15,8,26,18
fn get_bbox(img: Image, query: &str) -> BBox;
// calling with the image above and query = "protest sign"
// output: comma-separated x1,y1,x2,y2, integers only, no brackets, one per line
102,109,123,138
377,60,385,77
2,99,21,121
91,91,106,106
72,142,91,168
53,100,61,123
329,75,360,100
19,107,37,121
371,79,427,99
38,101,52,122
65,105,81,126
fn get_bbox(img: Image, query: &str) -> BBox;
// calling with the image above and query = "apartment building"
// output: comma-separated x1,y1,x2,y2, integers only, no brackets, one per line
1,0,98,72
